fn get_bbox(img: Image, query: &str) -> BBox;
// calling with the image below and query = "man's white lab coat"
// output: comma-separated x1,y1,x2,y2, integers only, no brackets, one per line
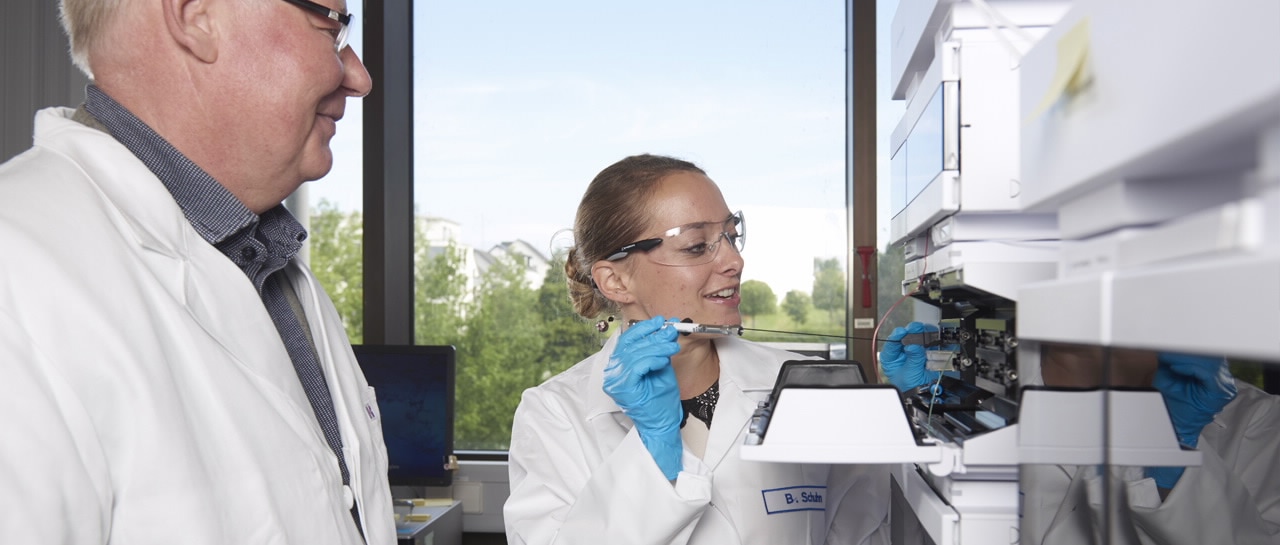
0,108,395,544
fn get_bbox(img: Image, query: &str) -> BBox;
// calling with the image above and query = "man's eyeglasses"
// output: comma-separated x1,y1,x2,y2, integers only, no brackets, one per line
606,211,745,266
280,0,352,51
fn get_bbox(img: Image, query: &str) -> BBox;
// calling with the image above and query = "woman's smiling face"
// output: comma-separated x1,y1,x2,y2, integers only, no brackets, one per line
618,170,745,328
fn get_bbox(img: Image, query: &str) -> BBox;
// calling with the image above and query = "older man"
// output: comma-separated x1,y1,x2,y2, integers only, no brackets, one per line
0,0,392,543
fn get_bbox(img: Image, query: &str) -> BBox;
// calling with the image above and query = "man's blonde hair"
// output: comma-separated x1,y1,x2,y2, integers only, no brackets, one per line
59,0,125,77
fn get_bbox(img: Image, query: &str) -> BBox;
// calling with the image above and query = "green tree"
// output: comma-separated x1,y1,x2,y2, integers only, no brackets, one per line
535,255,607,382
738,279,776,327
414,237,469,347
812,257,845,324
312,206,601,451
782,290,811,325
454,253,546,450
876,244,913,333
308,201,364,343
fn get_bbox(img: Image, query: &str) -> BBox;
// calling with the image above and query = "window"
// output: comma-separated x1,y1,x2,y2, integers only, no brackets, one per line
297,2,366,342
413,0,850,450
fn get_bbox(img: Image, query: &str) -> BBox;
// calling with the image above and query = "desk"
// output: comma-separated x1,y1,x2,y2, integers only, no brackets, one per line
396,500,463,545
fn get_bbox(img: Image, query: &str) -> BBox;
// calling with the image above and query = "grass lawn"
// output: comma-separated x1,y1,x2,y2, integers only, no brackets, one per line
739,307,845,343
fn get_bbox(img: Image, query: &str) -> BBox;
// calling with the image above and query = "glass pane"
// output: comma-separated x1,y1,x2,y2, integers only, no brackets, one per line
874,0,925,340
294,3,366,344
877,0,1280,542
904,86,943,209
414,0,848,451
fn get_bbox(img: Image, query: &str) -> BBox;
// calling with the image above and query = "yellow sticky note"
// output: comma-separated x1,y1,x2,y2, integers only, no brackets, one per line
405,513,433,522
1026,17,1092,123
410,498,455,507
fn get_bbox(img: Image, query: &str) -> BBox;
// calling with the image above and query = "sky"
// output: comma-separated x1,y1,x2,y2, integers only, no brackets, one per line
309,0,904,298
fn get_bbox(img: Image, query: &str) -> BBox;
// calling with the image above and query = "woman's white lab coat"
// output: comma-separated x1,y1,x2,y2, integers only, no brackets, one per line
1021,380,1280,545
0,108,395,544
505,333,890,545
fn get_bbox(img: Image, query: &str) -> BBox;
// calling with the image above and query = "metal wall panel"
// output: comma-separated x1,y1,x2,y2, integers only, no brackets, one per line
1,0,88,163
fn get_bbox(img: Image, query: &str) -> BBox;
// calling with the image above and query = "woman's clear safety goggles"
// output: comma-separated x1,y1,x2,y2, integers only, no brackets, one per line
606,211,745,266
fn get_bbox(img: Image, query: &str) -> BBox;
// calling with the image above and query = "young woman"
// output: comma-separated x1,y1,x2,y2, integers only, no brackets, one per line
504,154,889,544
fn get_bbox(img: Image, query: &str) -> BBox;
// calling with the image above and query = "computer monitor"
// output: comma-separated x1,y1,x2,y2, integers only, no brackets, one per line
352,344,456,487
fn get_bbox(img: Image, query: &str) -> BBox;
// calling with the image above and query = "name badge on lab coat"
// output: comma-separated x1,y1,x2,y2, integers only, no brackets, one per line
761,485,826,514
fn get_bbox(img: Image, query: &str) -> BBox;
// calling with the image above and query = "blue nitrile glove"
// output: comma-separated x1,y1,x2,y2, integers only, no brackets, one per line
1154,352,1237,449
603,315,684,480
879,322,943,392
1145,465,1185,491
1146,352,1238,490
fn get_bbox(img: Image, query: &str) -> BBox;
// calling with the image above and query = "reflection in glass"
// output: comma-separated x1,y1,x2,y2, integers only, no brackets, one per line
890,140,908,216
904,86,945,208
1020,344,1280,545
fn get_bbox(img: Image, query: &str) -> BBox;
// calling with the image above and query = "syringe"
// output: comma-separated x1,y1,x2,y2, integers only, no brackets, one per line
627,320,745,336
671,322,745,336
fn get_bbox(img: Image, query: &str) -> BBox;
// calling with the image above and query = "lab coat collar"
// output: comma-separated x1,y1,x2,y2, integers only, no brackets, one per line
701,336,779,469
32,107,319,441
715,336,790,392
585,331,622,421
34,108,190,259
583,333,783,469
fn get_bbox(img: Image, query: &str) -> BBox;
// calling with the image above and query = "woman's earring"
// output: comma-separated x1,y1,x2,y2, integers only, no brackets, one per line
595,315,615,333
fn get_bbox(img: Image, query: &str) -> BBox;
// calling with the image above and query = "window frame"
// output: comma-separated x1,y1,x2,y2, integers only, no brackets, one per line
358,0,877,456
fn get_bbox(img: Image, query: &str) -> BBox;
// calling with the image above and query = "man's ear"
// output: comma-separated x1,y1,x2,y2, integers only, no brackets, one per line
162,0,219,63
591,261,636,305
